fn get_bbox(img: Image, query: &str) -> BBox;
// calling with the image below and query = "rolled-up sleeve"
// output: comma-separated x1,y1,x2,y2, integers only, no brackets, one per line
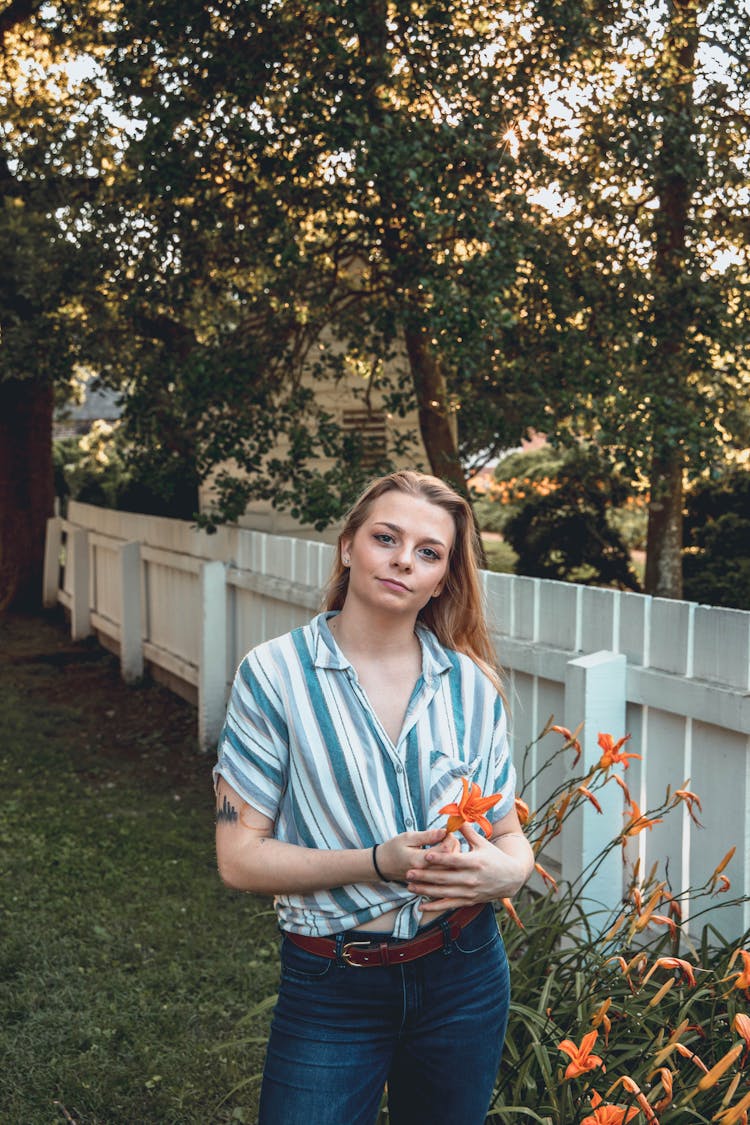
213,652,289,822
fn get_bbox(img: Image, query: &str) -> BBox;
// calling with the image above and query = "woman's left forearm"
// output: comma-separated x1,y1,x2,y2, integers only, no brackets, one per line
491,830,534,897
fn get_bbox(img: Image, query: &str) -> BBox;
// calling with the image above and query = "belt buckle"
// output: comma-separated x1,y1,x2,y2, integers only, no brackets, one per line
341,940,372,967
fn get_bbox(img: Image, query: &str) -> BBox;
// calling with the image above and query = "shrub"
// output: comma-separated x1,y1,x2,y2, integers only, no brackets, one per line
683,469,750,610
54,423,199,520
501,449,641,589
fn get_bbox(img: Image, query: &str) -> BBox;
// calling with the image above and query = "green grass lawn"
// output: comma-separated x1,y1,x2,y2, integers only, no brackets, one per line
481,535,518,575
0,611,279,1125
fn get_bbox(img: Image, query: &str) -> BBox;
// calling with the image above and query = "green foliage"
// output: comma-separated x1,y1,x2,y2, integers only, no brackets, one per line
499,448,641,589
490,722,750,1123
3,0,750,583
683,468,750,610
53,424,199,520
481,536,518,575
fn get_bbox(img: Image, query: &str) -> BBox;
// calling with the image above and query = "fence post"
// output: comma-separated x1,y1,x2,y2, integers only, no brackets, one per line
120,541,143,683
199,560,227,752
42,516,63,608
563,650,627,924
69,527,92,641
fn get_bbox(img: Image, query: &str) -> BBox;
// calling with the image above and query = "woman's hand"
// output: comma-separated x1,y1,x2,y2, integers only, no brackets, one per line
374,828,449,882
406,823,532,912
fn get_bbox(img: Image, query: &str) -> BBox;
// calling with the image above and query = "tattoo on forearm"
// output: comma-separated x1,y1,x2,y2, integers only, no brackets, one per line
216,795,239,824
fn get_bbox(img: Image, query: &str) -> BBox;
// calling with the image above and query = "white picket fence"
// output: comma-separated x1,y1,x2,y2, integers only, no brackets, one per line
45,501,750,939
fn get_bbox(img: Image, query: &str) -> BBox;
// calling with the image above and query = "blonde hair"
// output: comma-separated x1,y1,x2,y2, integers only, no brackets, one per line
324,470,504,696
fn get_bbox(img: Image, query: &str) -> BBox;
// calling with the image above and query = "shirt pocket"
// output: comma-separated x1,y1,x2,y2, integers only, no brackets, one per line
428,751,482,822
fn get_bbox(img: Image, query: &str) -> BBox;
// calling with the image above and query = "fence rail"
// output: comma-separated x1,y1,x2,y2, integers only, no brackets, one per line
45,502,750,938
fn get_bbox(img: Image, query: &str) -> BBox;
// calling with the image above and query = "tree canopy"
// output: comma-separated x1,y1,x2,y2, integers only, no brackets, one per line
1,0,748,607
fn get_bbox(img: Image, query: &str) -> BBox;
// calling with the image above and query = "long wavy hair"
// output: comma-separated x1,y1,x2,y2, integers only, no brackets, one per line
324,470,504,696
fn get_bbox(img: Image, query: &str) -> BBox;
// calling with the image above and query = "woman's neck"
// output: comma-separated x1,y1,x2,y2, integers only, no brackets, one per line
330,602,420,661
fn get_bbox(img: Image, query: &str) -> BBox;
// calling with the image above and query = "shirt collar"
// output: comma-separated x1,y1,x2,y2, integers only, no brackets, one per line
312,611,452,680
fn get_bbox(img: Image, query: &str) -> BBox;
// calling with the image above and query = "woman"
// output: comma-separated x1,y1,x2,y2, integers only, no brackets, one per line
214,470,534,1125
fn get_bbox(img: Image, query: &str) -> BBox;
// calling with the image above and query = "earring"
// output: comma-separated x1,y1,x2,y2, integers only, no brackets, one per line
343,556,350,566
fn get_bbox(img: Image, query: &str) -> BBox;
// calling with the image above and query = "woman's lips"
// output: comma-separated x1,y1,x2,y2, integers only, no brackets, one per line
378,578,410,592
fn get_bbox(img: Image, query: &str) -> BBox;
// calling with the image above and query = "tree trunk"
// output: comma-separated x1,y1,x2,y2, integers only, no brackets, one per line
644,0,697,598
403,326,467,496
403,326,487,565
0,377,55,611
645,452,684,599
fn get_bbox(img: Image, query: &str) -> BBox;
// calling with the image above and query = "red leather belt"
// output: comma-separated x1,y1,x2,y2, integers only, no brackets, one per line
285,904,487,967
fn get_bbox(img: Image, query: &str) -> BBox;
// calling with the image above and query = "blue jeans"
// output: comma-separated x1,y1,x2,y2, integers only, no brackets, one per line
258,904,510,1125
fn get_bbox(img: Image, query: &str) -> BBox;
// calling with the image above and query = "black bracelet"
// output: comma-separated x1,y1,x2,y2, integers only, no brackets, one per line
372,843,388,881
372,844,408,886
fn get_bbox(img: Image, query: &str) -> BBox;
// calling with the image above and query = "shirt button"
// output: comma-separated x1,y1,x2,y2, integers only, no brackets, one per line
396,764,403,774
405,817,414,828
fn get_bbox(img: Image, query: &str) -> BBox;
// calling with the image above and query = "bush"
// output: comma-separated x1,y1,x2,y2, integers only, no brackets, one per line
501,449,641,590
54,423,199,520
683,469,750,610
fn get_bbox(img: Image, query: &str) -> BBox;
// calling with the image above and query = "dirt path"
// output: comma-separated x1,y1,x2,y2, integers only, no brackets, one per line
0,607,204,792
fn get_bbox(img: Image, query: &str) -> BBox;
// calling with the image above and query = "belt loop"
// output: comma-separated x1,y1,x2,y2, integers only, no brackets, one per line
334,931,346,968
439,913,453,956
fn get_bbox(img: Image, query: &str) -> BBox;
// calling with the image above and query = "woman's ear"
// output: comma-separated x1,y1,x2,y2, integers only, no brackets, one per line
341,538,352,567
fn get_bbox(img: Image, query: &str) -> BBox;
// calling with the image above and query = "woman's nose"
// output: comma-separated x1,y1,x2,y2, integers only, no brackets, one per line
392,546,413,570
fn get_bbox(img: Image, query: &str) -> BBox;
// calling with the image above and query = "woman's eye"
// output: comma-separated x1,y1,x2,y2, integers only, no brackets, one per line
419,548,440,561
375,533,395,544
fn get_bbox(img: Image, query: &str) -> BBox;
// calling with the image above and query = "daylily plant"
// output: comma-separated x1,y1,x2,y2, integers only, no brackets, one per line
483,721,747,1125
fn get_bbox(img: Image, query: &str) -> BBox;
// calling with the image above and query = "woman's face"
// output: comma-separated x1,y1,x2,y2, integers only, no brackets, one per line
341,491,455,617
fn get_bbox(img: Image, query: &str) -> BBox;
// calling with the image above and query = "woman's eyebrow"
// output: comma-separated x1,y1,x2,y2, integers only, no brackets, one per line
374,521,448,549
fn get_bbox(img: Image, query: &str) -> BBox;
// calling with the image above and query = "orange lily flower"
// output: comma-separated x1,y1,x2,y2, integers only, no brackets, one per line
607,1077,658,1122
591,997,612,1045
558,1029,604,1079
631,883,667,933
500,897,524,929
714,875,731,895
607,951,647,993
552,789,574,829
578,785,603,813
439,777,503,837
514,796,530,825
723,950,750,997
623,799,663,840
535,861,559,892
582,1091,639,1125
648,1067,674,1112
598,732,640,770
711,847,737,891
648,978,675,1007
610,771,633,803
674,1041,709,1073
551,722,583,766
722,1074,743,1108
696,1041,744,1090
651,1020,692,1067
733,1013,750,1050
643,956,698,988
665,892,683,922
673,786,703,826
606,913,626,940
714,1087,750,1125
636,911,678,940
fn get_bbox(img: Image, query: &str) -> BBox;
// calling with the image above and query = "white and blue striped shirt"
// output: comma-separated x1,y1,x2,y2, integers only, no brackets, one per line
214,611,516,939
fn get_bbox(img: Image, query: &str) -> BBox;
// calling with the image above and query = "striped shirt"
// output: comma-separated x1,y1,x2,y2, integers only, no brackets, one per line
213,611,516,939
